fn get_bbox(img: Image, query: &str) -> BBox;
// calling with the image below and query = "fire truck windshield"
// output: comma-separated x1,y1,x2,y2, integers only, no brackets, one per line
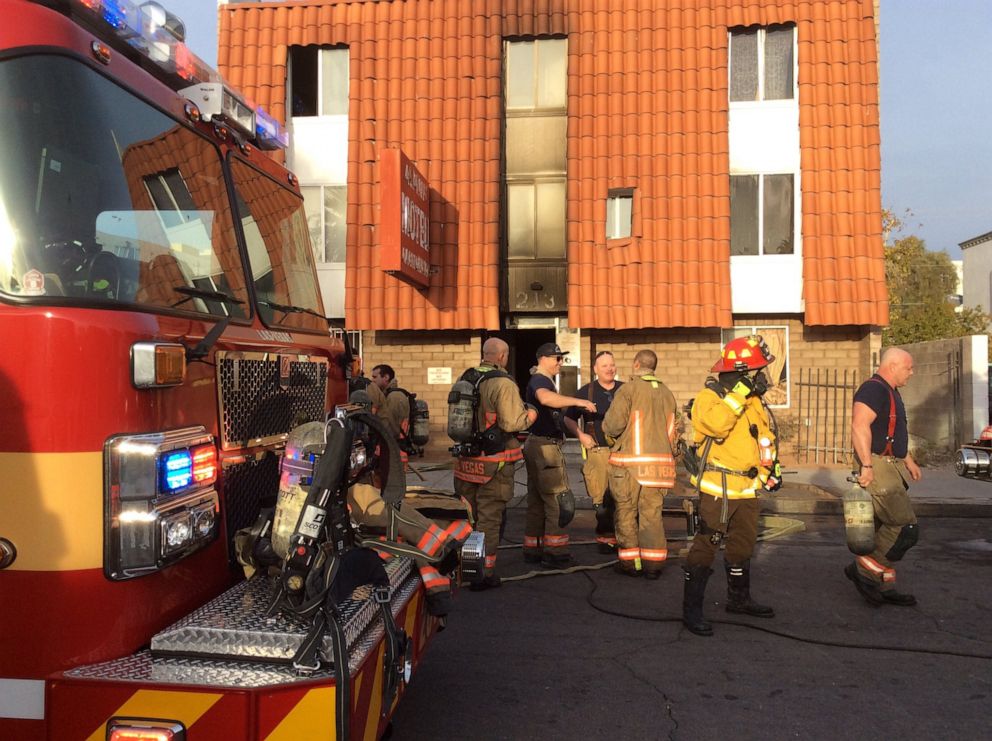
0,53,252,318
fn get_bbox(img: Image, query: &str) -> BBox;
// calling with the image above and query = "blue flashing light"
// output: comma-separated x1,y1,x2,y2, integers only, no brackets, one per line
161,449,193,492
255,107,289,151
101,0,128,30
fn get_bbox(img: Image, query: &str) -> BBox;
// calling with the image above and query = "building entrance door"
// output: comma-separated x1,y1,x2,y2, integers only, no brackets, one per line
500,328,555,394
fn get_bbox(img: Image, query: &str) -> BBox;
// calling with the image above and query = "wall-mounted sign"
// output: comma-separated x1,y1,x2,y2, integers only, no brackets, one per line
380,148,430,288
427,367,452,385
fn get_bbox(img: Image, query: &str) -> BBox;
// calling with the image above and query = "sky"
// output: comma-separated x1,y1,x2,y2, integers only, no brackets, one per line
165,0,991,258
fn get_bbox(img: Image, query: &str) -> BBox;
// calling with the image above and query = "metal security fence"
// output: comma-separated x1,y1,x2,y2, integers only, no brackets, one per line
795,367,859,464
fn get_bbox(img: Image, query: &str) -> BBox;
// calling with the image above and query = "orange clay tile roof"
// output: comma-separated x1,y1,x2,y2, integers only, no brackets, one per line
219,0,887,330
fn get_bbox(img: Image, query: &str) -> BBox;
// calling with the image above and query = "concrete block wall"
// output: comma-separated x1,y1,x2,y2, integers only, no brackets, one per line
585,318,874,463
362,321,879,463
896,335,989,450
360,330,482,456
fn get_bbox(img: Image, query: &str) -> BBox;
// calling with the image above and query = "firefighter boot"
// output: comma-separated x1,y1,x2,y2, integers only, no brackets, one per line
725,561,775,618
682,565,714,637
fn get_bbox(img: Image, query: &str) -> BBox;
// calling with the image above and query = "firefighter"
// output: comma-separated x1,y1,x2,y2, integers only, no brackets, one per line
563,350,623,553
370,364,413,460
453,337,537,590
371,364,407,442
601,349,678,579
847,347,921,606
523,343,596,569
683,335,780,636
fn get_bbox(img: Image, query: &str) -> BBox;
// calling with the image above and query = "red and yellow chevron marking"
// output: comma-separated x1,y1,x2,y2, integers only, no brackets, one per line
84,690,223,741
47,588,437,740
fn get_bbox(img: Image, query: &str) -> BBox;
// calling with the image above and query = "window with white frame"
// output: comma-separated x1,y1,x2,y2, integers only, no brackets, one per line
730,173,794,256
606,189,633,240
721,325,790,407
301,185,347,264
289,46,349,117
729,25,795,102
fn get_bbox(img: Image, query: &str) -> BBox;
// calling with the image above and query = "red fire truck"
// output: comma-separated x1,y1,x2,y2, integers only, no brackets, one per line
0,1,439,738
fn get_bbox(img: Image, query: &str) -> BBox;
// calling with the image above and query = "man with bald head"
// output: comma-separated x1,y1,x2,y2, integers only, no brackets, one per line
848,347,922,607
453,337,537,590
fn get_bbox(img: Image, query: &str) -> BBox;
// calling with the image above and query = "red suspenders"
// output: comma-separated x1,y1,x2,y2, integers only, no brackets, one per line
868,377,897,456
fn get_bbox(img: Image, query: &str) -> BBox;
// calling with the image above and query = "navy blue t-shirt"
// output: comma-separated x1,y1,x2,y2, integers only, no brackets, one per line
565,380,623,446
526,372,562,438
853,374,908,458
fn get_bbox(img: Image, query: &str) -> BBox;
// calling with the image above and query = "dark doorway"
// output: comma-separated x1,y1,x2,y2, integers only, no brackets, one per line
495,328,555,395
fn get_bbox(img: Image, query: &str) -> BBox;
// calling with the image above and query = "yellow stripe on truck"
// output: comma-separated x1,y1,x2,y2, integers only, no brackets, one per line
1,452,103,571
265,687,336,740
85,689,223,741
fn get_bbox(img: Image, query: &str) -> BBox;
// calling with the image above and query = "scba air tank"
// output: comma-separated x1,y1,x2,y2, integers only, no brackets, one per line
447,379,477,443
411,398,430,446
843,480,875,555
272,421,326,559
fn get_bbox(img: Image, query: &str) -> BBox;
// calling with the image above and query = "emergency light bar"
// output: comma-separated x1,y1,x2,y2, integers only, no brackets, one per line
104,426,219,580
64,0,288,150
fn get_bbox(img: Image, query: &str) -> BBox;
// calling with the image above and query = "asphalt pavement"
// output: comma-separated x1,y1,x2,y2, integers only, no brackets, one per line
387,445,992,740
390,511,992,740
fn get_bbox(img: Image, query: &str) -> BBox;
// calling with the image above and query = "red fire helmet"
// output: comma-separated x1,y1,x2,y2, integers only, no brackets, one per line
711,335,775,373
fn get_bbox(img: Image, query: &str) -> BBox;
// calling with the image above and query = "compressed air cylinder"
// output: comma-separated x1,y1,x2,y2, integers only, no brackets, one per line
843,483,875,556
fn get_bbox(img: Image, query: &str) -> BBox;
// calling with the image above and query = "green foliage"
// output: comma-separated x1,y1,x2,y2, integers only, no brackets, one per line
883,228,990,346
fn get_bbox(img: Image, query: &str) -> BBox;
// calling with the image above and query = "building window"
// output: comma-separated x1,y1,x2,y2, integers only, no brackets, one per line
505,38,567,110
730,173,794,256
729,25,795,102
289,46,349,117
721,326,790,407
301,185,347,263
606,189,633,240
504,38,567,263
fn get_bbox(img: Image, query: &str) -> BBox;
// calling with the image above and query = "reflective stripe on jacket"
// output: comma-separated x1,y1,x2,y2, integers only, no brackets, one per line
602,373,678,488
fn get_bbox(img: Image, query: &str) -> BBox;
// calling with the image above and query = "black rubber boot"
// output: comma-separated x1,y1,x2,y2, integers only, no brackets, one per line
682,565,714,636
843,563,885,607
725,561,775,618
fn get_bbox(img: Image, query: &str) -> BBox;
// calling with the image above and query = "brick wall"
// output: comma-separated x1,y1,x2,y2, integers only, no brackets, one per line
363,322,880,464
361,330,482,456
584,319,877,463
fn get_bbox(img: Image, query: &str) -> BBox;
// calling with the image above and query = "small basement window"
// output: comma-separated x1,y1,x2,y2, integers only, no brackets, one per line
606,189,633,240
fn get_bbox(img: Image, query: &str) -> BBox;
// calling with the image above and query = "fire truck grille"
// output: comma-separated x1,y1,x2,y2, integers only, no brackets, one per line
217,352,328,450
221,452,281,563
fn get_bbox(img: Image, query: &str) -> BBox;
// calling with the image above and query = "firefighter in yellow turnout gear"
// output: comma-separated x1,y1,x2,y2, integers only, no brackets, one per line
453,337,537,590
683,335,781,636
602,349,679,579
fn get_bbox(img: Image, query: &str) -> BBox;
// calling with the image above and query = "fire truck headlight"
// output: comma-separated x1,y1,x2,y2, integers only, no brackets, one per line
161,512,192,555
191,503,217,539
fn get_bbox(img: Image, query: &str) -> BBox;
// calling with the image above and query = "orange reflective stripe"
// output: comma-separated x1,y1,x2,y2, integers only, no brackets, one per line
857,555,896,582
419,566,449,590
595,536,617,546
618,548,640,560
443,520,472,543
485,411,498,427
636,479,676,488
485,554,497,568
543,534,569,547
608,453,675,465
523,535,541,548
417,524,445,556
640,548,668,561
633,410,642,455
666,412,676,445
